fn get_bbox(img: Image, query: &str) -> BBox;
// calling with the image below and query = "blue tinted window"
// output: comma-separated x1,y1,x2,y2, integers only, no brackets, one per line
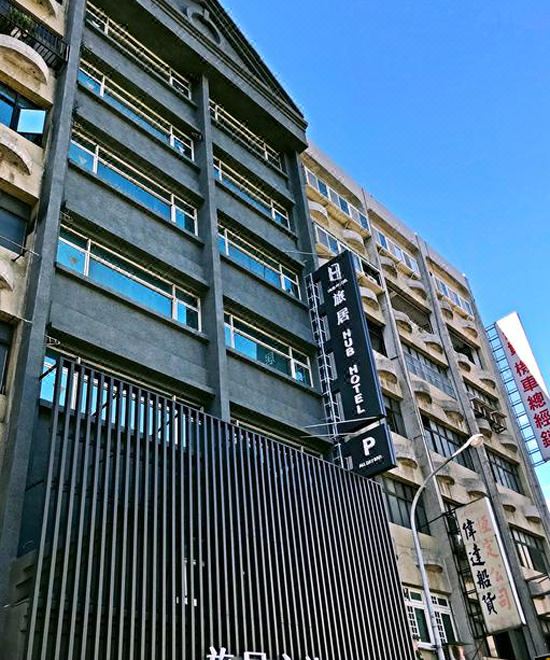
89,259,172,317
97,161,171,219
57,241,85,272
69,141,94,170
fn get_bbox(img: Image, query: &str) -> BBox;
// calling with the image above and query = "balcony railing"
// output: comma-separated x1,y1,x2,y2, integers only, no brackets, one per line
0,0,68,71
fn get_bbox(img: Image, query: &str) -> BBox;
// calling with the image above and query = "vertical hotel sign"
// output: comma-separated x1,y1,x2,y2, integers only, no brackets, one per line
495,324,550,461
311,251,395,477
456,498,525,634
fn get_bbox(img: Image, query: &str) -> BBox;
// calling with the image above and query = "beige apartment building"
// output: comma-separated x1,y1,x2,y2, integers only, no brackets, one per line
303,142,550,659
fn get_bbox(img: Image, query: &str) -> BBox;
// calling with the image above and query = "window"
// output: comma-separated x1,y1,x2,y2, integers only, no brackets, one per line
384,394,405,436
512,528,548,574
224,313,311,386
218,224,300,298
214,158,289,229
390,291,432,332
57,225,200,330
304,167,369,231
0,81,46,145
0,321,13,392
403,344,455,397
0,194,29,252
314,224,381,285
210,100,283,170
78,60,194,160
422,416,474,470
374,228,420,274
434,276,473,316
85,4,191,99
368,320,386,356
382,477,430,533
487,450,523,493
450,331,482,367
464,381,499,409
404,588,457,646
69,129,197,234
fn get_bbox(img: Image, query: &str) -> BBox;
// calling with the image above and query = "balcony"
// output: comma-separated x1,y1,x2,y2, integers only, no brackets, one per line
0,0,68,71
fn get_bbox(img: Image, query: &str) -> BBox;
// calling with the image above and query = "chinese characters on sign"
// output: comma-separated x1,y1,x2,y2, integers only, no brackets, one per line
207,649,319,660
456,498,525,634
310,252,395,477
495,325,550,461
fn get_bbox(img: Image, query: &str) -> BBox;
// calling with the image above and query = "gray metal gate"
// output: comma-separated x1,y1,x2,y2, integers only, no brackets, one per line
25,355,415,659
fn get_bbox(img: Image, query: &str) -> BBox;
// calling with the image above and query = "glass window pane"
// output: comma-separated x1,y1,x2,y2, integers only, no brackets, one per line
294,363,311,386
0,98,14,130
174,207,195,233
415,608,430,643
78,69,102,93
57,241,85,272
69,141,95,171
97,161,171,219
234,331,259,361
16,108,46,135
89,258,172,317
177,301,199,329
0,207,26,252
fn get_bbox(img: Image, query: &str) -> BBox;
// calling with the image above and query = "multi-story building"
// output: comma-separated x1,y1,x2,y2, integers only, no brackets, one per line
304,143,550,659
0,1,549,659
0,1,415,659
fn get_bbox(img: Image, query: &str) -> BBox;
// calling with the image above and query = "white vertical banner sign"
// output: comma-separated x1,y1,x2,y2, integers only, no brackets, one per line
456,497,525,634
495,323,550,461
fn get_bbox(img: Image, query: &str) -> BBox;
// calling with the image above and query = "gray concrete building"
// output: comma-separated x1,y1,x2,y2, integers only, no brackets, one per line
0,0,414,658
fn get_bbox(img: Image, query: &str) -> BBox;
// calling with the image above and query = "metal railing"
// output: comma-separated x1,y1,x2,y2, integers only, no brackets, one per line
86,3,191,99
210,100,284,171
0,0,68,70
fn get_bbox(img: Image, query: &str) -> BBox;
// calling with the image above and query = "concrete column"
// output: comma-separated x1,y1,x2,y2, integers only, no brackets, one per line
194,75,231,421
0,0,88,642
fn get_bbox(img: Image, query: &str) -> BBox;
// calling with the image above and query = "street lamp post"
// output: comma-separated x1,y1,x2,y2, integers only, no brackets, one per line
410,433,484,660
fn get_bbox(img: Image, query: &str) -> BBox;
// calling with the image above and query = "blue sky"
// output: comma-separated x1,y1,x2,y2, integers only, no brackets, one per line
223,0,550,490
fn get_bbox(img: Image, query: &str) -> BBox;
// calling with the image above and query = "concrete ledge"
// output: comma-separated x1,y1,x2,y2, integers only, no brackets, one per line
0,35,49,84
0,124,33,175
308,199,328,222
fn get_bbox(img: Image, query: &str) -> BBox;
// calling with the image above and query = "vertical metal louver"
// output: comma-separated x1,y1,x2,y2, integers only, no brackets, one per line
24,356,415,660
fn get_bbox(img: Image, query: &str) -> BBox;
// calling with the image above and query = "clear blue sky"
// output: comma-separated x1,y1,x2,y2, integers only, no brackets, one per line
223,0,550,491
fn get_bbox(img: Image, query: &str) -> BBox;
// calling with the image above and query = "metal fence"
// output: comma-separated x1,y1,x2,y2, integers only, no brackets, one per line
24,355,415,660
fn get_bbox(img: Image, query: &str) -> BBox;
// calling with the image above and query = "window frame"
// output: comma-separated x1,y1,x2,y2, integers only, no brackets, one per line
0,81,46,146
383,394,406,437
374,227,420,275
403,343,455,398
69,129,198,234
304,167,369,231
422,416,474,470
382,477,430,533
403,587,457,648
218,224,300,299
57,224,201,331
224,312,312,387
511,527,548,574
78,59,194,161
213,158,290,229
487,449,523,494
314,224,381,284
